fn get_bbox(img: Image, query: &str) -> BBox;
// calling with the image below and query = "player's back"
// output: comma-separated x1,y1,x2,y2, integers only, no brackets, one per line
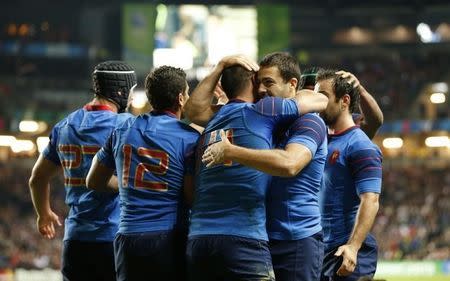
111,112,200,234
190,98,299,241
47,106,130,241
320,126,382,250
268,113,327,240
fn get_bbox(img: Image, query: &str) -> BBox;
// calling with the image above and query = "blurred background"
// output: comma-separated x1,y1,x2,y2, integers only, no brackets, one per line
0,0,449,280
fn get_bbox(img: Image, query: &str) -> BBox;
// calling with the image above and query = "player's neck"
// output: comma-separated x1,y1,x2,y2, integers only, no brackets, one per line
330,112,355,133
90,97,119,113
235,90,255,103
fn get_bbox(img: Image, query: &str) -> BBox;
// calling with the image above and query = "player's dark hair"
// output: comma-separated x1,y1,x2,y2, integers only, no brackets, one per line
220,66,254,100
259,52,301,90
145,66,187,111
316,69,360,113
92,61,137,113
299,66,323,90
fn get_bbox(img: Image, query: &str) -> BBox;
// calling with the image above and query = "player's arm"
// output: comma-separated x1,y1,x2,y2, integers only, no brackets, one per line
335,192,380,276
28,154,62,239
337,71,383,139
335,146,382,276
86,154,118,192
86,132,119,192
294,89,328,114
202,130,312,177
184,55,259,126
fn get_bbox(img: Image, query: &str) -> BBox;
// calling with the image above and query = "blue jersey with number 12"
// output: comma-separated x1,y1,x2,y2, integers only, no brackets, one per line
96,112,200,235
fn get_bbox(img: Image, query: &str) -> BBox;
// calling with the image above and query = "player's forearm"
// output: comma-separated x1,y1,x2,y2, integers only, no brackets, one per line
347,194,379,250
294,90,328,115
185,64,225,125
106,176,119,192
359,86,383,139
225,145,300,177
28,178,52,217
86,158,117,193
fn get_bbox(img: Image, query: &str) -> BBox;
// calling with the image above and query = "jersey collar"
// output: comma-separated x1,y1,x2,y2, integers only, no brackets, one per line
227,99,247,104
83,104,115,112
151,110,178,119
329,125,359,137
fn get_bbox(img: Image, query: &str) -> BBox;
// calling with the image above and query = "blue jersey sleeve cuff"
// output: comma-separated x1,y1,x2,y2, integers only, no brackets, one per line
287,135,318,156
96,148,115,170
356,178,382,195
42,145,60,165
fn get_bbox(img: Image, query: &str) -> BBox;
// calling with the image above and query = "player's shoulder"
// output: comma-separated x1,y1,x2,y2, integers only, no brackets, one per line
55,108,86,128
298,113,325,126
350,128,381,153
176,120,202,139
289,113,326,132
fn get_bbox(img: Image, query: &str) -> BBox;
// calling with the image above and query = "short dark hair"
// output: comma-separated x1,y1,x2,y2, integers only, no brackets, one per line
299,66,323,90
316,69,360,113
145,66,187,111
220,66,254,100
92,61,137,113
259,52,301,90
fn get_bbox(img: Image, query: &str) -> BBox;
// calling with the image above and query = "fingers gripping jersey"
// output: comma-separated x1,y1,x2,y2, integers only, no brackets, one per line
190,97,299,241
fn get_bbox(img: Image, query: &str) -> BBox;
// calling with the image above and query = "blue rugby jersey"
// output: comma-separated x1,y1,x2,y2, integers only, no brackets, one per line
96,111,200,234
267,113,327,240
320,126,382,250
43,105,133,242
189,97,299,241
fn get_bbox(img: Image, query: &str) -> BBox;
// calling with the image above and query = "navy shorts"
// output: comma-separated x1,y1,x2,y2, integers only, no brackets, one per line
114,230,187,281
62,240,115,281
269,231,324,281
186,235,275,281
320,242,378,281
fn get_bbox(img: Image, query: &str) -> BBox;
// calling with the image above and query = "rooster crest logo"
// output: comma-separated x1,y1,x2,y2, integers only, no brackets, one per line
329,150,340,164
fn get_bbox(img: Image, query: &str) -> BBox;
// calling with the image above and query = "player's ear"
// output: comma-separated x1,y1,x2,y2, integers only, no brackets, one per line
341,94,350,109
289,78,298,90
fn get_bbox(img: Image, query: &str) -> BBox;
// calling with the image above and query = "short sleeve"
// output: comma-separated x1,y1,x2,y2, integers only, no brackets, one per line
348,144,383,195
96,132,116,169
42,126,61,165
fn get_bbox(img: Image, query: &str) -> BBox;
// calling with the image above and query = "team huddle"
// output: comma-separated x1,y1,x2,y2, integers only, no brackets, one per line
28,52,383,281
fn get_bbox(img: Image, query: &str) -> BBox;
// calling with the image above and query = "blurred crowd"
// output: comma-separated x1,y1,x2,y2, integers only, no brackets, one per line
0,160,448,270
307,51,450,121
0,161,65,270
374,165,450,260
1,50,449,132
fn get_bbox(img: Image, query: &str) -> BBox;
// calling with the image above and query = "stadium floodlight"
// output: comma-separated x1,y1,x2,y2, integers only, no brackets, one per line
425,136,449,148
432,82,448,93
19,120,39,132
131,90,148,109
382,137,403,149
36,136,50,153
416,22,433,43
0,135,16,146
11,139,35,153
430,92,446,104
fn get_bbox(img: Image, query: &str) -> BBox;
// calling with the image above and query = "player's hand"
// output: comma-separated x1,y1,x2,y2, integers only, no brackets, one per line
202,129,230,168
336,70,361,89
219,55,259,72
37,211,62,239
214,82,228,105
335,244,358,276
